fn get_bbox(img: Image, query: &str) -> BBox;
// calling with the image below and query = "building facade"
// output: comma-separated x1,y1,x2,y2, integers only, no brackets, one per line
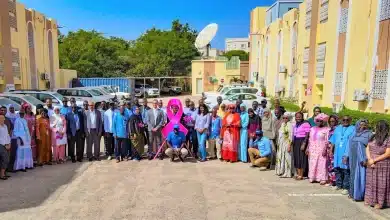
0,0,61,91
225,38,250,52
249,0,390,114
266,0,303,25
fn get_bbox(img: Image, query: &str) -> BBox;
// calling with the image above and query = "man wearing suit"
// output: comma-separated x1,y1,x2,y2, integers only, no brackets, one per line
146,99,165,160
66,104,85,163
84,101,103,161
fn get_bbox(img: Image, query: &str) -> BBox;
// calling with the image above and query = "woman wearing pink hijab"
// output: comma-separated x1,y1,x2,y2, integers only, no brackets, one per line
306,113,330,185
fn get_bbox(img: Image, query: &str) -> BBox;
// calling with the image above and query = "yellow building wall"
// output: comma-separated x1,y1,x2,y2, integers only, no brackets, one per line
59,69,77,88
191,61,204,96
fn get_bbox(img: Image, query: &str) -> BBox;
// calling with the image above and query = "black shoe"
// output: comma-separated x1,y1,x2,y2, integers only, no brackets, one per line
171,155,175,162
178,155,184,162
96,157,101,161
21,169,27,172
89,158,93,162
72,159,76,163
47,162,53,165
195,155,199,159
250,165,257,168
159,155,164,160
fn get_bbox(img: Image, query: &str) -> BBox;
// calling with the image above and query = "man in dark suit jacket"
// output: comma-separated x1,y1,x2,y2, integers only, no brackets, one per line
146,99,165,159
84,102,103,161
66,104,85,163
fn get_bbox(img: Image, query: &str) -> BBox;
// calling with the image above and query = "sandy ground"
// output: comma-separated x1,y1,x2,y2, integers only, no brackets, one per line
0,158,389,220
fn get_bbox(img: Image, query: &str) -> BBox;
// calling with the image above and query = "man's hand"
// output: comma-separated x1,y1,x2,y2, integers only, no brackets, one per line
253,155,260,159
287,145,291,153
19,138,24,146
152,128,157,132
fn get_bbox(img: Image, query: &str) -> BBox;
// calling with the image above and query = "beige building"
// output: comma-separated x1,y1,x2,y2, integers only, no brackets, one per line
0,0,72,91
225,38,250,52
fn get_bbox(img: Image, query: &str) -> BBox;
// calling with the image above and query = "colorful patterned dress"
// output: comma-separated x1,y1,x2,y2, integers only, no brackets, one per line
275,122,294,178
221,112,240,162
308,126,330,182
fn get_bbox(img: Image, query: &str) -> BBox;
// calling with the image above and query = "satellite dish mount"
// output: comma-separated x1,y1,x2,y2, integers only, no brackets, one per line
195,23,218,59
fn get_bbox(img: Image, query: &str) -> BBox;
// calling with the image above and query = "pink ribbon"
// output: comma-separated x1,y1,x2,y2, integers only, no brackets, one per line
162,98,188,137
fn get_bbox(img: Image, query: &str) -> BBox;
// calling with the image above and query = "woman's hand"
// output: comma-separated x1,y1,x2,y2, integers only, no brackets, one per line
300,144,306,151
287,145,291,153
367,158,375,166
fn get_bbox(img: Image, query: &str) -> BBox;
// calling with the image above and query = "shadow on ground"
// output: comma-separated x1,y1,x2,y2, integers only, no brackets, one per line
0,162,89,213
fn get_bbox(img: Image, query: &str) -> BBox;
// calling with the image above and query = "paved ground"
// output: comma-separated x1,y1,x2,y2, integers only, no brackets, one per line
1,159,389,220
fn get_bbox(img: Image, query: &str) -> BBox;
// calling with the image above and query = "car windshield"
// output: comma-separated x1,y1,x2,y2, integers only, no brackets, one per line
96,88,109,95
0,99,21,111
88,89,102,96
104,86,115,93
51,92,64,101
220,87,230,94
216,85,224,92
22,95,44,106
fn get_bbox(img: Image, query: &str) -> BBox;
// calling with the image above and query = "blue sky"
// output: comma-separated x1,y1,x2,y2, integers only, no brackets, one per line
19,0,274,49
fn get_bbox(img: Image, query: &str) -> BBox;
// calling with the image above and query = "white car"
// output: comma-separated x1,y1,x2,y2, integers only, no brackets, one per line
134,84,159,98
100,85,130,100
204,87,260,106
55,88,109,106
0,94,44,114
213,93,269,109
7,90,71,107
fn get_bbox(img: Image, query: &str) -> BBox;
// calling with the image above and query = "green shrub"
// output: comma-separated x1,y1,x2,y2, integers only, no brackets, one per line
269,96,300,112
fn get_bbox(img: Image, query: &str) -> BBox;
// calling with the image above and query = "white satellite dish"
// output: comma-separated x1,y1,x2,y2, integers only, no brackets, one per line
195,23,218,57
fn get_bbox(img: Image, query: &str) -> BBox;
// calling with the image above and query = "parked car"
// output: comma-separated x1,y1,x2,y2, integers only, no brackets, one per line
0,94,44,114
134,84,159,98
202,84,249,98
0,98,21,112
161,80,182,95
100,85,131,100
220,93,269,107
204,87,260,106
55,88,108,106
7,90,74,107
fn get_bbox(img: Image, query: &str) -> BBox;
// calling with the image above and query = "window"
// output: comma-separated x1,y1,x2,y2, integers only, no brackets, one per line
320,0,329,23
241,44,246,49
339,8,349,33
39,94,59,104
0,58,4,74
305,0,312,29
303,47,310,77
334,72,343,95
243,94,256,100
316,43,327,77
228,94,239,101
380,0,390,21
22,95,44,106
8,0,17,31
11,48,20,76
8,97,22,104
372,70,388,100
79,90,92,97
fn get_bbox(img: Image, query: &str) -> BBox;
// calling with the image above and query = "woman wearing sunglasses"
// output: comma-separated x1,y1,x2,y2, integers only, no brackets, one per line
306,113,330,185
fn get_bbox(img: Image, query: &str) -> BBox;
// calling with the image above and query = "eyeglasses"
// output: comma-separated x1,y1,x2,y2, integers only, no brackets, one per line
342,119,350,122
282,117,289,119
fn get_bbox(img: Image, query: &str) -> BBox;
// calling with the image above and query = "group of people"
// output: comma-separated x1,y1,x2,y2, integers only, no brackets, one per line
0,95,389,210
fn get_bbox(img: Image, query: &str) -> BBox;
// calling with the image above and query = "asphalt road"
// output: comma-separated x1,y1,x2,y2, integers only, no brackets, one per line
0,159,389,220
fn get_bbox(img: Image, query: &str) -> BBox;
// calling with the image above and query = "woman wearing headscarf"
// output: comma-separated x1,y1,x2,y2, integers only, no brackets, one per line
22,103,36,162
221,104,241,163
327,115,339,186
261,108,276,167
36,109,52,166
128,106,146,161
306,113,330,185
343,119,372,201
275,112,294,178
364,120,390,209
292,112,311,180
247,108,261,148
308,106,321,127
50,106,67,163
13,108,33,171
6,104,18,125
239,104,249,162
217,103,226,119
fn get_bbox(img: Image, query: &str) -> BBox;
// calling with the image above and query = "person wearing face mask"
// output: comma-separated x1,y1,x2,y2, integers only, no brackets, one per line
165,124,188,162
343,119,372,201
248,130,272,170
13,109,33,172
329,115,354,195
306,113,330,185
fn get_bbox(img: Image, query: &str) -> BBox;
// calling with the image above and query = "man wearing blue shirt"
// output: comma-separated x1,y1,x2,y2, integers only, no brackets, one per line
248,130,272,171
112,105,129,163
60,97,71,116
165,124,188,162
207,106,222,160
103,103,115,160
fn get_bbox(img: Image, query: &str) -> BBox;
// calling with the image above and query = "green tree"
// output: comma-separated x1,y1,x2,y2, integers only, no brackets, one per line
223,50,249,61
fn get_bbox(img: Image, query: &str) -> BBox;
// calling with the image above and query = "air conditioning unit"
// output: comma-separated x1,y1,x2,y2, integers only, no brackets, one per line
40,73,50,80
275,85,285,93
332,103,343,113
279,65,287,73
353,89,368,102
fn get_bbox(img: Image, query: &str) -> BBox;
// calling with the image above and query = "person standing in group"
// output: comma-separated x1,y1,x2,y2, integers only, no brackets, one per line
186,101,198,159
221,104,241,163
308,107,322,127
45,98,55,117
252,101,260,116
248,130,272,171
6,104,18,125
146,99,165,160
103,103,115,160
292,112,311,180
13,109,33,172
113,105,128,162
306,113,330,185
216,96,223,107
36,109,52,166
141,98,150,145
84,101,103,161
207,106,222,160
60,97,71,116
83,100,89,112
239,104,249,163
158,99,167,125
183,98,191,114
0,106,12,136
50,107,67,164
22,104,36,163
329,115,354,195
327,115,339,186
195,104,210,162
66,104,85,163
344,119,372,201
234,99,242,114
0,115,11,180
247,108,261,148
262,108,276,168
275,113,294,178
6,105,18,173
128,106,146,161
217,103,226,119
364,120,390,209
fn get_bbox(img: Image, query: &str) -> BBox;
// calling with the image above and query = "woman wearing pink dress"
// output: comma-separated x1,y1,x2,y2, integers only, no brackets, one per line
306,113,330,185
23,103,37,162
50,107,67,163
